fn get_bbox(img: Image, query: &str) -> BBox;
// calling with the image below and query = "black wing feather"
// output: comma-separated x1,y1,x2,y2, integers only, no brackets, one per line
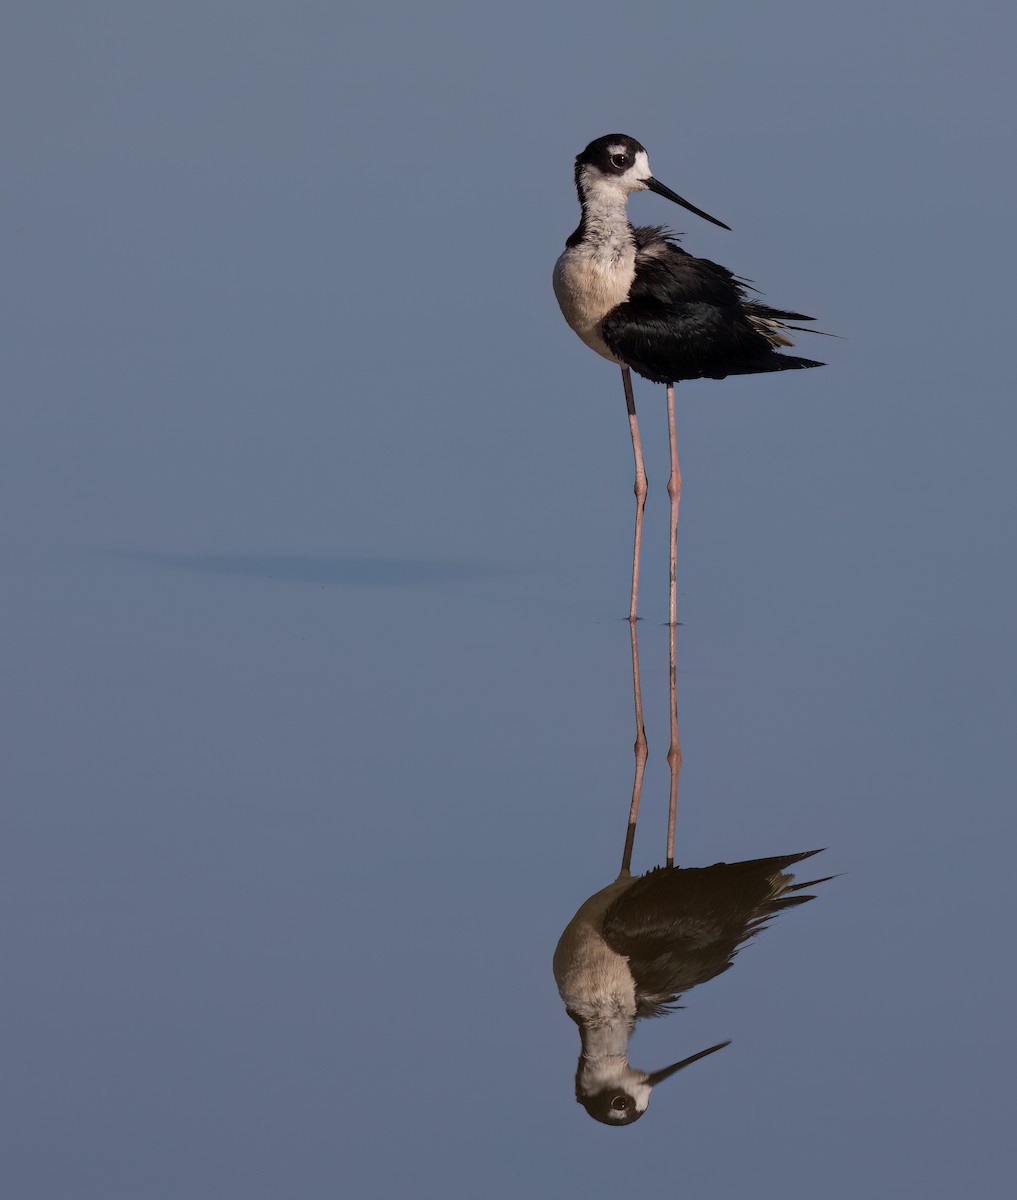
602,229,824,384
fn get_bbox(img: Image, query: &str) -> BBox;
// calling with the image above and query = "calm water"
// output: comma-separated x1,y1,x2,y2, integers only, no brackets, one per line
4,3,1015,1197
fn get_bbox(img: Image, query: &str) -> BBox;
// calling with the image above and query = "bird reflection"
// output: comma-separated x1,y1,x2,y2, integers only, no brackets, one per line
553,622,832,1125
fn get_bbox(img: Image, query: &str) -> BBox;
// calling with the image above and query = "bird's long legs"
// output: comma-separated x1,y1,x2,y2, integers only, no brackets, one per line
620,618,647,876
621,366,647,622
666,615,682,867
666,382,681,628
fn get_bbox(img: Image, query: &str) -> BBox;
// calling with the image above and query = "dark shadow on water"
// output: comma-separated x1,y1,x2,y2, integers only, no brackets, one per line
103,550,496,587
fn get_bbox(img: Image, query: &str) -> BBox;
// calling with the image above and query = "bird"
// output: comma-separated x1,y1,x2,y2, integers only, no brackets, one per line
552,849,831,1126
552,134,824,624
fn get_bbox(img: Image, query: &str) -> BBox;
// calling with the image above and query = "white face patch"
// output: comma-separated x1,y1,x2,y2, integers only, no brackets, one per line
602,148,653,194
632,149,651,184
629,1079,653,1113
578,147,653,202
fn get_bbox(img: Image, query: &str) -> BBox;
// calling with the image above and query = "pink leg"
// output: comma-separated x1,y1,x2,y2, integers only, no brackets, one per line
620,618,648,876
621,366,647,622
666,616,682,867
666,383,682,628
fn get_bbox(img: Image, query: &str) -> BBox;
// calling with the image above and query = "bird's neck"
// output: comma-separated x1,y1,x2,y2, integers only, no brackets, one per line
575,1018,634,1098
568,188,634,254
579,1013,633,1063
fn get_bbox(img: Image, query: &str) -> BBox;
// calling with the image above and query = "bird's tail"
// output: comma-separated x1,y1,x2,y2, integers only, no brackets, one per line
746,302,837,359
713,848,824,873
769,354,825,370
718,353,825,376
708,848,832,903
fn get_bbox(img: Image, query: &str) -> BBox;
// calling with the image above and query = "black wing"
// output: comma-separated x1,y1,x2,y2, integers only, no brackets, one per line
602,228,823,384
602,850,830,1017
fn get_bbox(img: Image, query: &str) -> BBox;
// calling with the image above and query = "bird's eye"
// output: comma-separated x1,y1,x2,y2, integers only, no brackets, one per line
610,154,629,169
611,1096,630,1111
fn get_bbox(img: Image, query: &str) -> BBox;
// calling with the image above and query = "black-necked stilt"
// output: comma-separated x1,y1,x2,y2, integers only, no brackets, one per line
553,134,824,623
552,622,832,1125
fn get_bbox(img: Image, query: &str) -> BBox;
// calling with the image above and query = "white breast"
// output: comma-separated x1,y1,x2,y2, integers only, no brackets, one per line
553,242,636,365
553,877,637,1019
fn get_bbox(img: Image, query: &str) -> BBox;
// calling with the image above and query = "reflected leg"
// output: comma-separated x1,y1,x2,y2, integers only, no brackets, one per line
620,619,648,876
666,617,682,867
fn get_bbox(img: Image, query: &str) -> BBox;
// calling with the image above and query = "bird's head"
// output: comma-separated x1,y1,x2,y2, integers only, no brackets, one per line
574,134,730,230
575,1041,731,1126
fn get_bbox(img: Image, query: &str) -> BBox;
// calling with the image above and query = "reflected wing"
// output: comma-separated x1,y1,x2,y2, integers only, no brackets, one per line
602,851,828,1017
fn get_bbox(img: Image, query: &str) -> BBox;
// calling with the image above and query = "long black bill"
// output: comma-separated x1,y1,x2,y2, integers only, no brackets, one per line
646,1040,732,1086
645,177,731,231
